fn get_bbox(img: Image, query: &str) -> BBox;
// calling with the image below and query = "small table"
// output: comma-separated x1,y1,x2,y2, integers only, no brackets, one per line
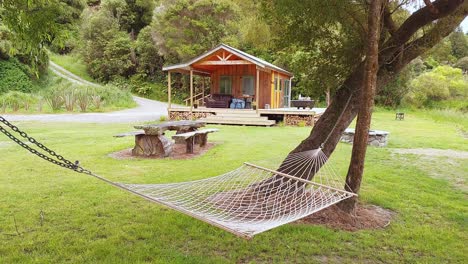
132,121,205,157
395,112,404,120
291,100,315,109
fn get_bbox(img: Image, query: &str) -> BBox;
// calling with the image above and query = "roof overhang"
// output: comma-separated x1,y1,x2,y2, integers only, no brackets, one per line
162,44,293,77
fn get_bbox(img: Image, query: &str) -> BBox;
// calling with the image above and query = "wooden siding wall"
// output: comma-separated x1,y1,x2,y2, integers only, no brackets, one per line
207,65,290,109
210,65,256,96
258,70,271,108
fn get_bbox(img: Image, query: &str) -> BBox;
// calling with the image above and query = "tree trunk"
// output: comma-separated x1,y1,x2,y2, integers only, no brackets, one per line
326,87,331,107
338,0,383,213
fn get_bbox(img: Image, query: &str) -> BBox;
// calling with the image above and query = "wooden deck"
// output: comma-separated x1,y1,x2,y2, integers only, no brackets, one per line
168,107,323,126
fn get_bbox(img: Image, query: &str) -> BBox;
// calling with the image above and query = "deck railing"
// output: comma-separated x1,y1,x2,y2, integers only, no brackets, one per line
183,92,210,106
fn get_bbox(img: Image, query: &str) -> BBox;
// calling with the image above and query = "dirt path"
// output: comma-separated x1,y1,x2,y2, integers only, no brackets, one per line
49,61,99,87
2,61,170,123
391,148,468,159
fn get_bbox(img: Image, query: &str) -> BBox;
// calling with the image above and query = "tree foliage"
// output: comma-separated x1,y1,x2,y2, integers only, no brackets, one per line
263,0,366,98
448,27,468,59
0,0,84,73
405,65,468,107
152,0,239,62
79,0,160,81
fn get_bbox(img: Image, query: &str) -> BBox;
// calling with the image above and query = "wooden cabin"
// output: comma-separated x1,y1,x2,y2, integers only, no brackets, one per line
163,44,294,111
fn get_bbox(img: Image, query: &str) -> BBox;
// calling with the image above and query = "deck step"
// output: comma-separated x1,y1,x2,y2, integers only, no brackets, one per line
206,116,270,121
214,112,260,117
197,109,276,126
200,118,275,126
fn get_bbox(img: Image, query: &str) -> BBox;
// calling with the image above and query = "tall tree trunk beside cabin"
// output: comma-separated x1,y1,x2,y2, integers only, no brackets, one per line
282,0,467,209
338,0,383,213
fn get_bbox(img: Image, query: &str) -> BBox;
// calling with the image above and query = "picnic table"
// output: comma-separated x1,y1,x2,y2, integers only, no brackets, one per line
130,121,205,157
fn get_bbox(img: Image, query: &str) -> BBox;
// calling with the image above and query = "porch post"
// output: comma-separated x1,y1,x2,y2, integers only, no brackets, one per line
256,68,260,113
167,71,172,109
289,77,293,108
202,77,205,106
190,69,194,119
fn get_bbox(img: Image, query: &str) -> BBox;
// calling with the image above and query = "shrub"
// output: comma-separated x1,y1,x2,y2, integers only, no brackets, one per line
63,88,76,112
454,56,468,73
1,98,6,112
91,94,103,110
22,93,37,111
76,88,91,112
2,91,29,111
404,66,468,108
42,84,66,111
0,58,33,94
36,95,45,112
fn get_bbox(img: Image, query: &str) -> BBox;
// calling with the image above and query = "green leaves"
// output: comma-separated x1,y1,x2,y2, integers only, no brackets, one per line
405,65,468,108
263,0,366,98
152,0,239,62
0,0,82,75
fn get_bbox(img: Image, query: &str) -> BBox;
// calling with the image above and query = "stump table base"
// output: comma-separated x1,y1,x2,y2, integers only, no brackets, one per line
132,134,174,157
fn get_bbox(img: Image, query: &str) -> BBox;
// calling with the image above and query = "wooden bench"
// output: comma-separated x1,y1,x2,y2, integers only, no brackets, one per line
113,130,145,138
172,128,219,153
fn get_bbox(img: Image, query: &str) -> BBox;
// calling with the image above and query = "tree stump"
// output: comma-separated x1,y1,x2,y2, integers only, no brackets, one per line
198,134,208,147
132,134,173,157
185,137,195,154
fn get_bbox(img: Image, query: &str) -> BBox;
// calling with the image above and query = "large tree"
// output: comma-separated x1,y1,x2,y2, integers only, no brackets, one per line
0,0,84,73
151,0,239,63
268,0,467,212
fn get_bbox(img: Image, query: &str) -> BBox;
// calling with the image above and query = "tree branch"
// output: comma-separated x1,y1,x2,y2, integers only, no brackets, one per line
383,5,398,36
400,2,468,68
385,0,464,49
424,0,440,14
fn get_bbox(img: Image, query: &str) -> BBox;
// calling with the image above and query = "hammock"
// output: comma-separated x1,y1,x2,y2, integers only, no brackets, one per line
0,115,356,239
118,149,356,239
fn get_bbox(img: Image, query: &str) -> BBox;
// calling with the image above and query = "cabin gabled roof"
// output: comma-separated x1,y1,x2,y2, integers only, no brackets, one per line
162,44,293,76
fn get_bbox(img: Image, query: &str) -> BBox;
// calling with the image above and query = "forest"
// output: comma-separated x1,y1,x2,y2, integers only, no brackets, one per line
0,0,467,112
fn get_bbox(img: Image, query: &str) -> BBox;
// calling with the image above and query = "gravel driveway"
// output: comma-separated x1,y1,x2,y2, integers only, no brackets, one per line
2,96,169,123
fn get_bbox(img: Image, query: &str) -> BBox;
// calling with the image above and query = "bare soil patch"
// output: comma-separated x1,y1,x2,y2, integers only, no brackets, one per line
109,142,216,160
296,204,394,231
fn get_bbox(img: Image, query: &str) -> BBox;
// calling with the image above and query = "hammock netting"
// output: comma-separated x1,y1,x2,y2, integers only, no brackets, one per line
118,149,355,239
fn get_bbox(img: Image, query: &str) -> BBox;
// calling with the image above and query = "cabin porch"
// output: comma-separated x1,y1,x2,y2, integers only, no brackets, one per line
168,106,324,127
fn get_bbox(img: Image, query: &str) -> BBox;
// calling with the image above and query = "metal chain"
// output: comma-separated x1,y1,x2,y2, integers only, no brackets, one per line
0,116,93,175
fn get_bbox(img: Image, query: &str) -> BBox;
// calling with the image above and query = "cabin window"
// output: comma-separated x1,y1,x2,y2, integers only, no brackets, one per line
219,76,232,94
242,76,255,95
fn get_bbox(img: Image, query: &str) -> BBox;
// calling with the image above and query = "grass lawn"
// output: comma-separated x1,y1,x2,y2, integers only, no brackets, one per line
0,110,466,263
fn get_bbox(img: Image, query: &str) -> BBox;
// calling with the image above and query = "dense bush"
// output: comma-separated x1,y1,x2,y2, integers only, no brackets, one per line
455,57,468,73
0,58,34,94
404,66,468,108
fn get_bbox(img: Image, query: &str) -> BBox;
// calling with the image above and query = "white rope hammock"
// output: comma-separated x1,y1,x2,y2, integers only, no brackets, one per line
118,148,356,239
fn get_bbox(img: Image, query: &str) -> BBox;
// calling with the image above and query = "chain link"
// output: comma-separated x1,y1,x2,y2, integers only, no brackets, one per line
0,116,94,176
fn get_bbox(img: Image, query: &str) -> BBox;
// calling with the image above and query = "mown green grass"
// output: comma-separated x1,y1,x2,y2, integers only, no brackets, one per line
0,110,466,263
